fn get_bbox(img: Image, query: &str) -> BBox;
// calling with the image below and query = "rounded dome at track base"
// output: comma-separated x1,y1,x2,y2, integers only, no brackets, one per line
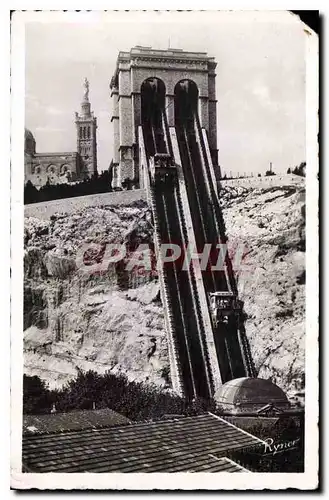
214,377,290,416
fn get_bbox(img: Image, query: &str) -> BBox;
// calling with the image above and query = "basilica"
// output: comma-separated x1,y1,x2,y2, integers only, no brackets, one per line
24,78,98,187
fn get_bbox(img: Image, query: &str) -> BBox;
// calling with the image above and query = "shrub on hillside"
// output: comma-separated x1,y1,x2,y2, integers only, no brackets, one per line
291,162,306,177
23,374,52,414
226,416,304,472
122,177,139,191
24,369,216,421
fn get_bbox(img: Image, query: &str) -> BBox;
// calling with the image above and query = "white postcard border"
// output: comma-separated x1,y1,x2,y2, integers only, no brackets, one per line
10,9,319,490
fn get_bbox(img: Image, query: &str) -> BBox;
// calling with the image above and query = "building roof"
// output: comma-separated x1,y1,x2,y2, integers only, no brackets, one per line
34,152,78,158
23,408,131,436
122,46,212,60
22,412,263,473
110,46,216,88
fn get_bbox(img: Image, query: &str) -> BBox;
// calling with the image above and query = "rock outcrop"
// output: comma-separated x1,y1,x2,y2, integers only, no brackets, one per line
221,179,305,401
24,178,305,401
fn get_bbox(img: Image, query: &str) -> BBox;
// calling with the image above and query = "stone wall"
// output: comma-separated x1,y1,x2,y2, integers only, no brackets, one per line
24,189,147,220
220,175,304,190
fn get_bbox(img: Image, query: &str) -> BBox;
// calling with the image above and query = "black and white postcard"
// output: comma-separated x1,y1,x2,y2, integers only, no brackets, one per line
10,9,319,490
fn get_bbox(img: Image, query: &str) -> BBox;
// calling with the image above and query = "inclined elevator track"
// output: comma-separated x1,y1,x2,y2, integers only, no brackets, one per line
141,106,255,400
143,113,211,399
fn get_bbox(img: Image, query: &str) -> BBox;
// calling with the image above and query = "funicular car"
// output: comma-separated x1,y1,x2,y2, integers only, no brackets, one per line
150,153,177,183
209,291,243,326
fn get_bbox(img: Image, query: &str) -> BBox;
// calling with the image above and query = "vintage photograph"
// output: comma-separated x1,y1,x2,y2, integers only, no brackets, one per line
11,9,318,489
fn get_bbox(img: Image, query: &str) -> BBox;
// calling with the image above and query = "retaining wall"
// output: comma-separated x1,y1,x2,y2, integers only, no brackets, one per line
220,174,304,189
25,175,304,221
25,189,147,220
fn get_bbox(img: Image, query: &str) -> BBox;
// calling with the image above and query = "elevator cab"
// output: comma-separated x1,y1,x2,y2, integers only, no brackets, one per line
209,291,243,327
150,153,177,184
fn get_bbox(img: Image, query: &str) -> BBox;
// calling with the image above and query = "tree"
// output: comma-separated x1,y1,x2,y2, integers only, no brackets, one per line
24,170,113,205
131,177,139,189
292,162,306,177
122,177,133,190
287,168,291,174
23,374,51,414
24,180,38,204
23,369,216,422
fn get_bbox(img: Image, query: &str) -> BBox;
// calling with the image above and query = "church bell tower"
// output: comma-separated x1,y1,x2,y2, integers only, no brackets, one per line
75,78,98,178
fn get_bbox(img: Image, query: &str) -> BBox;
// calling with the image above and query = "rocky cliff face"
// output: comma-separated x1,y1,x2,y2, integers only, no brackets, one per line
24,178,305,400
221,179,305,401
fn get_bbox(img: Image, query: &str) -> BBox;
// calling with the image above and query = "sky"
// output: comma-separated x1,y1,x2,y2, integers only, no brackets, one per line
25,11,306,175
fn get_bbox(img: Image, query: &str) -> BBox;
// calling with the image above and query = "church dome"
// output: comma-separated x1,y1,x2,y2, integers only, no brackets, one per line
215,377,289,414
25,128,36,155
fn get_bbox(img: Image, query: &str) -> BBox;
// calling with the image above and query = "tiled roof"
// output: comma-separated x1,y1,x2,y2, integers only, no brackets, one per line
23,408,131,435
22,412,263,473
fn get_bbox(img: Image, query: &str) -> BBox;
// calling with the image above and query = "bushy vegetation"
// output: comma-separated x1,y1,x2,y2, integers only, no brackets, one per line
121,177,139,190
226,415,302,442
287,162,306,177
265,170,276,177
24,170,112,204
23,374,53,415
23,370,216,422
227,415,304,472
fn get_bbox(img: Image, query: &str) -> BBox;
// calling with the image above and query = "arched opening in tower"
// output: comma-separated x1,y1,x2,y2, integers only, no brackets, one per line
174,79,199,135
141,78,166,156
174,79,247,384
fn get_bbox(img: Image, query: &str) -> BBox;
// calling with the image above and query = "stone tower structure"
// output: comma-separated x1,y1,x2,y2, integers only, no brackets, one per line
75,78,98,178
110,46,220,188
